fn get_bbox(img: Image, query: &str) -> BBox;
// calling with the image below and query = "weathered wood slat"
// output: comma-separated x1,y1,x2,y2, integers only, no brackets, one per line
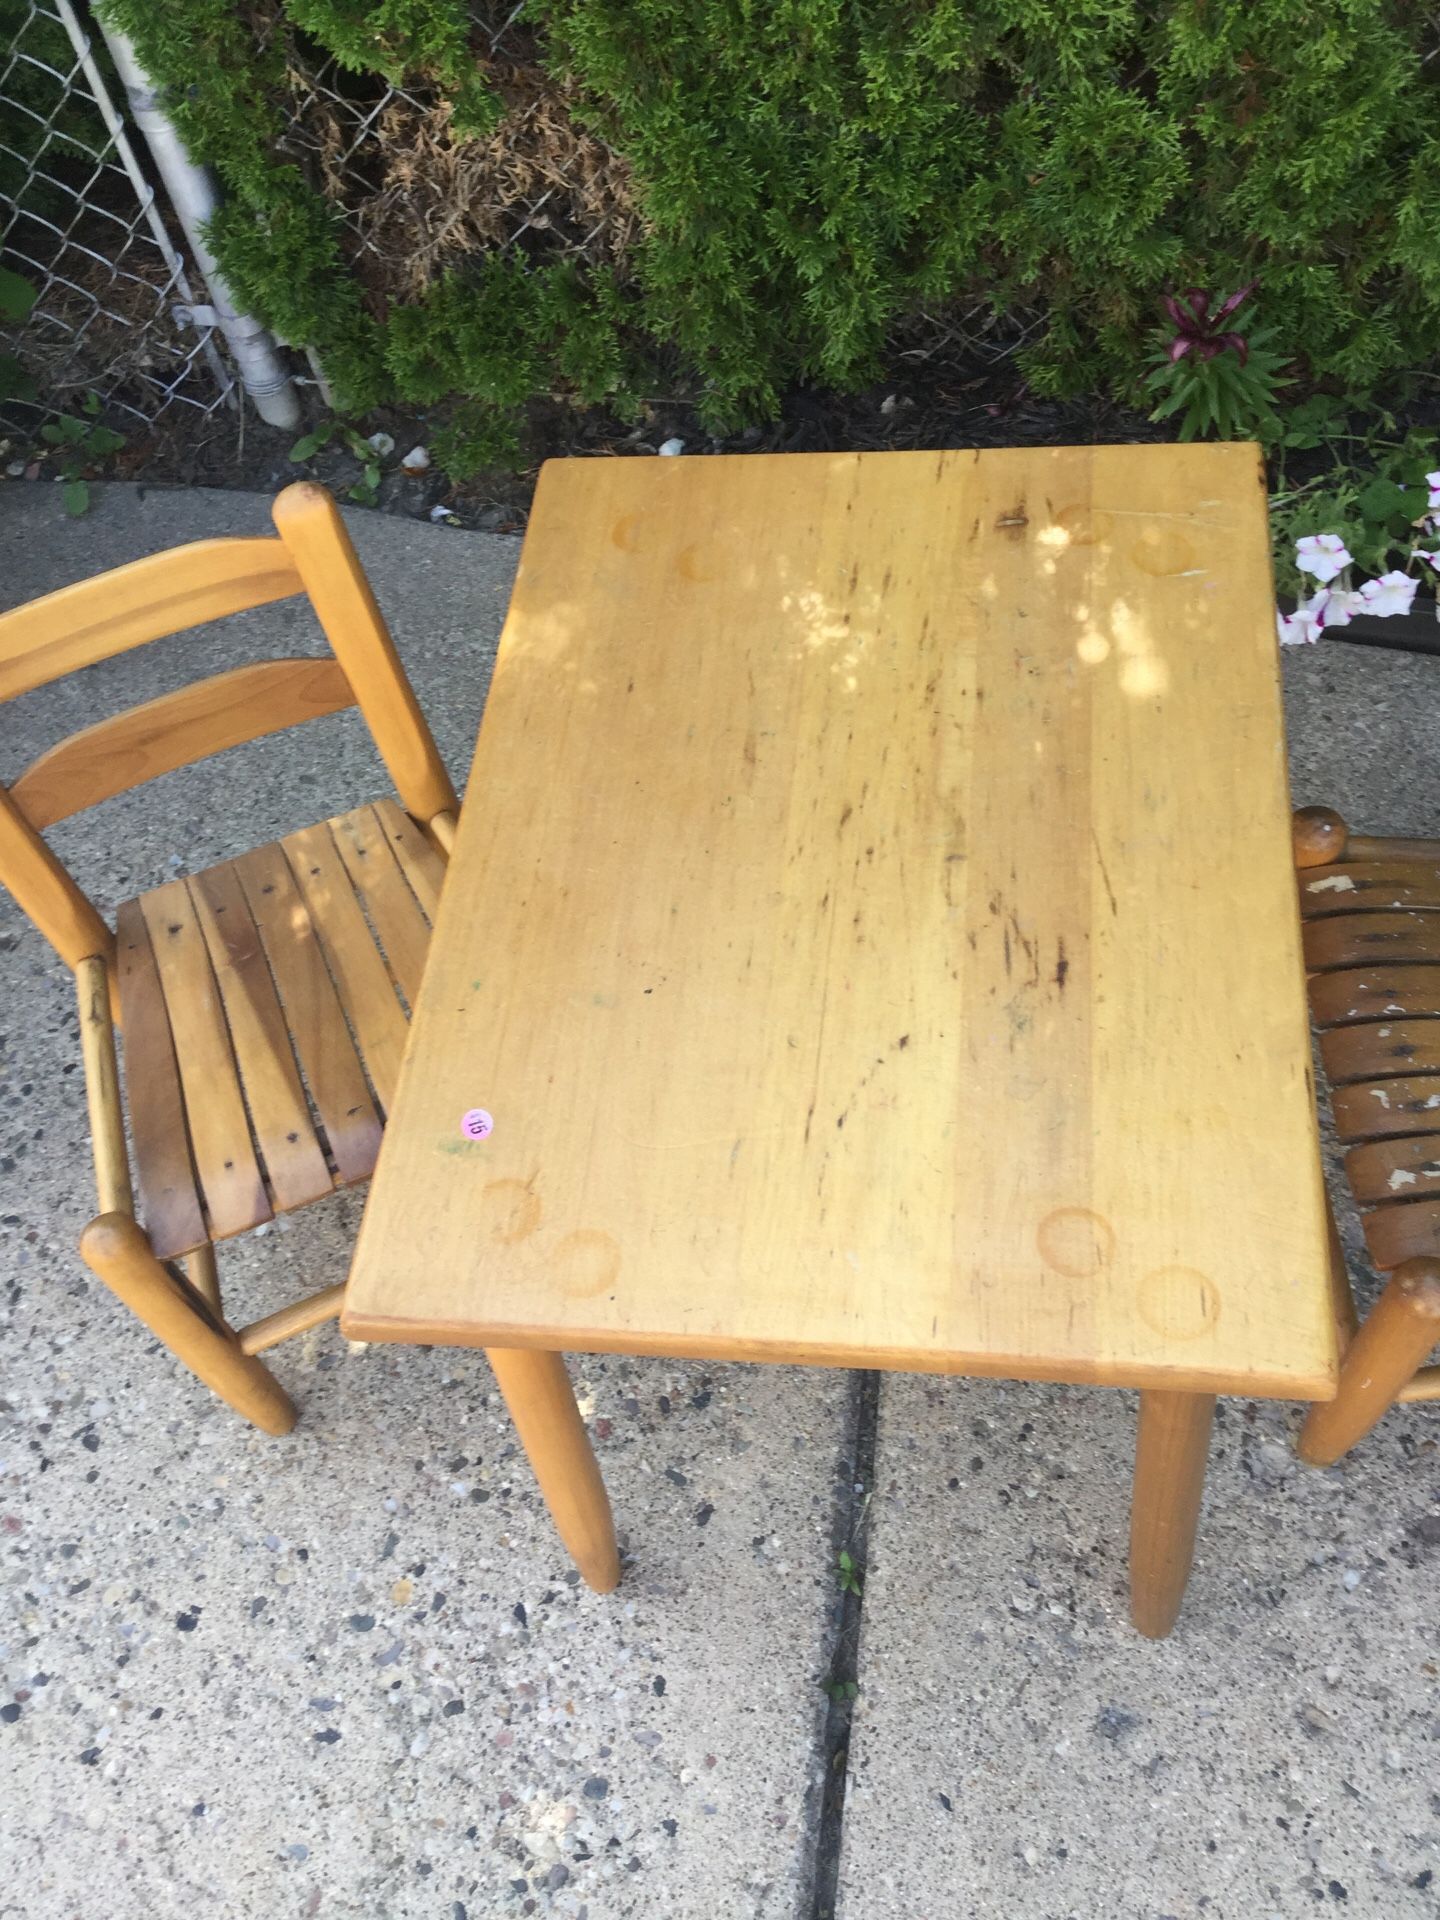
1345,1135,1440,1206
189,863,334,1213
371,795,446,922
1362,1198,1440,1273
1304,911,1440,971
1331,1074,1440,1143
135,881,270,1242
233,840,382,1184
114,901,208,1259
281,820,410,1111
1321,1018,1440,1085
1298,862,1440,918
330,803,432,1006
1309,964,1440,1027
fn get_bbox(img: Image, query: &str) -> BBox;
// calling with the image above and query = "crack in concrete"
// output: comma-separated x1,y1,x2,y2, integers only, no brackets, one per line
806,1368,881,1920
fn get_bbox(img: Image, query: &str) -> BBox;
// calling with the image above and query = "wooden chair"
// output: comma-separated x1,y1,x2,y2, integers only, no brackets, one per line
1292,803,1440,1463
0,482,458,1436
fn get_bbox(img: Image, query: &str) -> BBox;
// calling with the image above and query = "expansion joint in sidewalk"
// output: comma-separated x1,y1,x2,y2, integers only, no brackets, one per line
806,1367,880,1920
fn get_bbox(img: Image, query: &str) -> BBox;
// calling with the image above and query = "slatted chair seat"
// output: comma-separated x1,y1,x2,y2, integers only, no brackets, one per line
1290,810,1440,1465
1298,856,1440,1278
117,798,445,1261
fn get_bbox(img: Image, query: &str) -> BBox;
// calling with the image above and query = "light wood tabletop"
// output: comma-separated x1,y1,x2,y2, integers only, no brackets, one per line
343,444,1338,1630
345,442,1333,1394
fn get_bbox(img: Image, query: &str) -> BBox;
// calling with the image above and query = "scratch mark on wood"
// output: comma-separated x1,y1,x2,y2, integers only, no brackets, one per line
1092,829,1118,918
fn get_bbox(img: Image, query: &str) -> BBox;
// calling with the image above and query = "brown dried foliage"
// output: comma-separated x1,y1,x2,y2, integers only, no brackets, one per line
279,37,637,311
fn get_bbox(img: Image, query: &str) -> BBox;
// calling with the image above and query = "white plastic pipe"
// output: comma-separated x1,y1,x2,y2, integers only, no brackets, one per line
93,17,301,429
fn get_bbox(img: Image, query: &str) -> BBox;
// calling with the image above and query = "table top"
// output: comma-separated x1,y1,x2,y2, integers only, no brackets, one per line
342,444,1337,1400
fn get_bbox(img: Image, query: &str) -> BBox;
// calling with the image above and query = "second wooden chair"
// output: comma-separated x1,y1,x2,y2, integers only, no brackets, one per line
1292,802,1440,1463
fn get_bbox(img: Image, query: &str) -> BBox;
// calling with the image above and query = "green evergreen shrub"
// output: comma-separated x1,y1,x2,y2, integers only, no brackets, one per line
89,0,1440,463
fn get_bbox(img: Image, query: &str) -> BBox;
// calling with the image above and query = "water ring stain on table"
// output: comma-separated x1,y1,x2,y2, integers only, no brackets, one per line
1036,1206,1116,1279
1130,525,1199,578
478,1177,542,1246
1054,503,1114,547
1137,1266,1223,1341
552,1229,622,1298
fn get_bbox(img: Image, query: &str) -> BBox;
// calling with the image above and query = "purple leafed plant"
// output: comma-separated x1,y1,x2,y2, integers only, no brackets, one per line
1163,284,1257,364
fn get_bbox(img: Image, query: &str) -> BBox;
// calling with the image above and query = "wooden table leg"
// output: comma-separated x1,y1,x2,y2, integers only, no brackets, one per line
1129,1390,1216,1638
485,1347,621,1593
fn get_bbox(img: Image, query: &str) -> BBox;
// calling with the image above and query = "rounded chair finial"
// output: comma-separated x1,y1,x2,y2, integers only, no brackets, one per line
1292,805,1348,869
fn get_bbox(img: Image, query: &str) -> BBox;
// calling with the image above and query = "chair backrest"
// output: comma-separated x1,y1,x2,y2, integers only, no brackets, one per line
0,481,457,971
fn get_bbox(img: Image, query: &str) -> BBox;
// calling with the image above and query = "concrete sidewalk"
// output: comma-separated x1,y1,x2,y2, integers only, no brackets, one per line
1,481,1437,1919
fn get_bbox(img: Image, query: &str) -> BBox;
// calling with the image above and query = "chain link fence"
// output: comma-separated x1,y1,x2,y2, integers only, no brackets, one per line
0,0,235,429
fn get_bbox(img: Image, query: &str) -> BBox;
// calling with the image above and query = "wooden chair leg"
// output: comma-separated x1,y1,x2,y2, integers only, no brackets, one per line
79,1212,296,1436
1129,1390,1216,1639
1297,1258,1440,1466
185,1240,221,1312
484,1346,621,1593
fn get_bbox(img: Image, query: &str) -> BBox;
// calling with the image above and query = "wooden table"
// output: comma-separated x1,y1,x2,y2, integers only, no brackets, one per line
342,443,1338,1636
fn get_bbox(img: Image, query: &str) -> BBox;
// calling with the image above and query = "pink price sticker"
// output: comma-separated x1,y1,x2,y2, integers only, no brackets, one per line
460,1108,494,1141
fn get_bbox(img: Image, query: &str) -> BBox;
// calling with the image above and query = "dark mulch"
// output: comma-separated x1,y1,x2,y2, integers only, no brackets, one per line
9,319,1169,535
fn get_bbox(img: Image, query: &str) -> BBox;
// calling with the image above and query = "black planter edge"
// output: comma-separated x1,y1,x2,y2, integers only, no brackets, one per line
1332,611,1440,656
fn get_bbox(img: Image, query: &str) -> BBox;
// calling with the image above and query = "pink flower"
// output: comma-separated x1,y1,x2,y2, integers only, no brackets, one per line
1295,533,1353,584
1277,591,1329,646
1358,571,1419,619
1162,284,1257,364
1427,471,1440,510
